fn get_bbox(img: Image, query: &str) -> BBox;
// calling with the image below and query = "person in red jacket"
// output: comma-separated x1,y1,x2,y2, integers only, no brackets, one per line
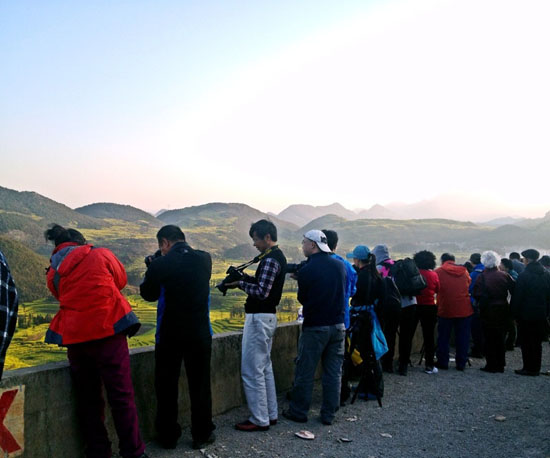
44,224,146,458
413,250,440,374
435,253,473,371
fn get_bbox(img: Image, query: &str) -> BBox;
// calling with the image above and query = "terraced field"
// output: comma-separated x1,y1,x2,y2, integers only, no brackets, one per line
5,275,301,371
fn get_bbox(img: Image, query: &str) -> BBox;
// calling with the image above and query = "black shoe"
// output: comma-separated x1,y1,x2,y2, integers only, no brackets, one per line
282,409,307,423
514,369,539,376
398,363,408,376
192,432,216,450
269,419,277,426
157,437,178,449
321,418,333,426
381,361,394,373
469,350,484,358
456,366,465,371
434,361,448,370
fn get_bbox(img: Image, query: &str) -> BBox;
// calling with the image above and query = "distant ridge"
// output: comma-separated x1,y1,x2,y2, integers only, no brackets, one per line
75,202,162,226
278,203,356,226
356,204,395,219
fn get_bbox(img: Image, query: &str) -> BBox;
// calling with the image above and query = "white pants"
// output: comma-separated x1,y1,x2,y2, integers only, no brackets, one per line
241,313,278,426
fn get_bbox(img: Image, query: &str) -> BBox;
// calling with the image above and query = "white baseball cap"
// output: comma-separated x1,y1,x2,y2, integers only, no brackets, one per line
304,230,331,253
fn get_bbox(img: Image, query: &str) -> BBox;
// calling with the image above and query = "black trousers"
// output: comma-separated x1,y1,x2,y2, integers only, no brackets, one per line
481,323,506,370
414,305,438,367
470,307,485,354
382,306,417,367
517,320,546,373
155,336,215,442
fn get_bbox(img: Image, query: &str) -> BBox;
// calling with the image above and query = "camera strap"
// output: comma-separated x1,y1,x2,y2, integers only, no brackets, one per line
235,245,279,271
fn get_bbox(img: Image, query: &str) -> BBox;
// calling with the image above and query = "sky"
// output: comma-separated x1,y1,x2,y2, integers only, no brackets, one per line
1,0,549,218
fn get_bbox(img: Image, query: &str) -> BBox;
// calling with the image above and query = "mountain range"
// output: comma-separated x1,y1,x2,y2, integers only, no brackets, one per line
1,185,549,301
273,198,548,226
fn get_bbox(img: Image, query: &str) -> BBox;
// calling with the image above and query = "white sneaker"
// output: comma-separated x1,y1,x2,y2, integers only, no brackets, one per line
424,367,438,374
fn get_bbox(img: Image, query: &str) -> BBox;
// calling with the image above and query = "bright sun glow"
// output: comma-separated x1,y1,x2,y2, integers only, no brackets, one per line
1,0,549,219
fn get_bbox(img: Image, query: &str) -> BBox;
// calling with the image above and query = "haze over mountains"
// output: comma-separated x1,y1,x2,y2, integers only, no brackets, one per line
1,185,550,302
273,196,545,226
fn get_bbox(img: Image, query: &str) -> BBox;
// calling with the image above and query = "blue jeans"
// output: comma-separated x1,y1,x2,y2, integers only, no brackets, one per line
436,316,472,369
289,324,345,423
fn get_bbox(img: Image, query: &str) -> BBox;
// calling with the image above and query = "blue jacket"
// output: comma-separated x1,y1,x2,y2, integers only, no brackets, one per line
297,252,346,327
469,263,485,302
333,253,357,328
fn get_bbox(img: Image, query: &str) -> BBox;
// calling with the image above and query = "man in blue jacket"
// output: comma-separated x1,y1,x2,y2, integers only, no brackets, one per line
469,253,485,358
322,229,357,329
283,230,346,426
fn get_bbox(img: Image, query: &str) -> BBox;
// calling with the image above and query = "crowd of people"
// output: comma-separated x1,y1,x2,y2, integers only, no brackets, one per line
0,219,549,457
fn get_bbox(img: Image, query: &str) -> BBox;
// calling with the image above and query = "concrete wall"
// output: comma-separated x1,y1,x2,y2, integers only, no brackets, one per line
0,321,424,458
0,323,300,458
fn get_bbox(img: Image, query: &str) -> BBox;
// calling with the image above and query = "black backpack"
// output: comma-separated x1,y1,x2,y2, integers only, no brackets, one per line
380,276,401,318
385,258,427,297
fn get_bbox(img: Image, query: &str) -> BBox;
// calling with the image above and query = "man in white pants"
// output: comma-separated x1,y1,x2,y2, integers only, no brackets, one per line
226,219,287,432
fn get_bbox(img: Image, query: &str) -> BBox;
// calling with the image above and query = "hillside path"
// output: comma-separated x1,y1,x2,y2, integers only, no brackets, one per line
145,345,550,458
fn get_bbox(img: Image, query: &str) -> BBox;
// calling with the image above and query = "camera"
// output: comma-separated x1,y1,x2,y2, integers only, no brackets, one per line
286,260,307,274
144,250,162,267
216,266,245,296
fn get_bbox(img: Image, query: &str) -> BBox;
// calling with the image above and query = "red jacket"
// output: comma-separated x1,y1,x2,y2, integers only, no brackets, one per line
45,242,140,345
435,261,472,318
416,269,440,306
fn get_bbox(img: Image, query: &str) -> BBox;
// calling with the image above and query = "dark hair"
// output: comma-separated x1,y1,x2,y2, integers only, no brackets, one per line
540,255,550,267
321,229,338,251
156,225,186,243
441,253,455,263
68,229,86,245
463,261,474,273
469,253,481,265
249,219,277,242
360,253,380,279
509,252,521,260
413,250,436,270
44,224,71,246
500,258,513,271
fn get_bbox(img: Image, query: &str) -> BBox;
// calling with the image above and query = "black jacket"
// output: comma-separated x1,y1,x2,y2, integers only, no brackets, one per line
351,265,383,308
140,242,212,340
511,261,550,321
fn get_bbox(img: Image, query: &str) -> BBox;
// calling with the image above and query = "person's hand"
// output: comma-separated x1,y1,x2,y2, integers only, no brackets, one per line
224,281,240,289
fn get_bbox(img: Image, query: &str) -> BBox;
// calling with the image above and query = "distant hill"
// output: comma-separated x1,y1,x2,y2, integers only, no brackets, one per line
356,204,395,219
302,216,487,254
0,186,107,255
0,236,50,302
278,203,356,226
482,216,526,227
75,202,162,226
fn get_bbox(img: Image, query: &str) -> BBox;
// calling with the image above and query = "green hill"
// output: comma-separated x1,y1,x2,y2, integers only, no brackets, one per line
75,202,162,226
301,215,489,253
0,186,107,255
0,236,50,302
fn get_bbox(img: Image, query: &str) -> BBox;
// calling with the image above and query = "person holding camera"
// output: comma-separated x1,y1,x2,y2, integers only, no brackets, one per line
140,225,215,450
224,219,287,432
283,230,346,426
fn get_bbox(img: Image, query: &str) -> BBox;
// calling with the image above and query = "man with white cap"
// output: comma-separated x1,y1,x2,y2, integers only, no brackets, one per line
283,230,346,425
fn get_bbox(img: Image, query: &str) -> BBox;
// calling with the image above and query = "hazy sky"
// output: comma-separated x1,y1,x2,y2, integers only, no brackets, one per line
1,0,549,217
